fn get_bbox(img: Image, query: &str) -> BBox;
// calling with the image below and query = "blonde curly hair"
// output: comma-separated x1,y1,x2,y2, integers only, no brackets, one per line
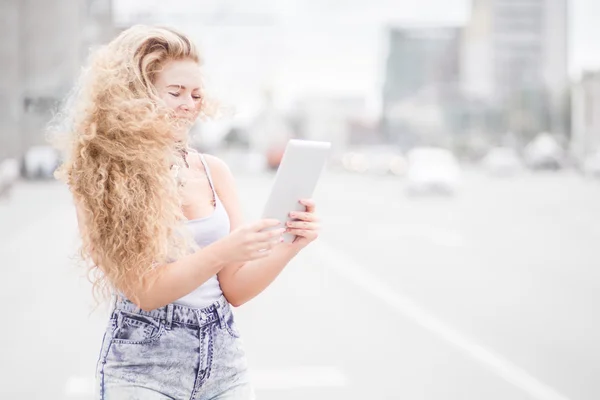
50,25,218,304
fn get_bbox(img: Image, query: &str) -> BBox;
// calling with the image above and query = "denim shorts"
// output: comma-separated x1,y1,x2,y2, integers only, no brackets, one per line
95,295,255,399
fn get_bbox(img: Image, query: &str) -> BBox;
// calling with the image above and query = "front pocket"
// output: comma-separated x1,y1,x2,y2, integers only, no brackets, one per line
224,311,240,339
112,311,164,344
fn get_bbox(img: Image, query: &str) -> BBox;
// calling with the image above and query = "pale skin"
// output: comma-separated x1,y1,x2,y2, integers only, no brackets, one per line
74,58,320,310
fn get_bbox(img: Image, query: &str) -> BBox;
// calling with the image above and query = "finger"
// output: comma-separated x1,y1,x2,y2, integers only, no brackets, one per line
286,228,319,240
250,231,284,250
255,227,285,242
286,221,319,230
299,198,316,213
289,211,319,222
251,218,282,232
261,234,282,248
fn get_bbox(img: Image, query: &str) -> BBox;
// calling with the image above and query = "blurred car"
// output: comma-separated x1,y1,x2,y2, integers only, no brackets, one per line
342,146,407,176
405,147,461,195
524,133,565,171
365,146,407,176
0,158,20,198
581,151,600,178
481,147,523,176
265,144,286,171
23,146,60,179
388,154,408,176
342,151,369,173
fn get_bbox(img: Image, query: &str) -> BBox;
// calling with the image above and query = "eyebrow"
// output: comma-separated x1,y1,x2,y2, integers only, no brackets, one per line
167,84,201,91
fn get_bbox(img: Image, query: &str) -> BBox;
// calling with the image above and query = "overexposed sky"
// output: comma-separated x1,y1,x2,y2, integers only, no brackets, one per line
114,0,599,76
113,0,600,114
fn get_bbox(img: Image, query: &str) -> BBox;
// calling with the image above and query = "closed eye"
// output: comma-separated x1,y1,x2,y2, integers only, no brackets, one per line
169,92,180,98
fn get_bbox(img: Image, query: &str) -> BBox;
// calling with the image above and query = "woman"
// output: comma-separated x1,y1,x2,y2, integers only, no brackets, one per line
52,25,320,399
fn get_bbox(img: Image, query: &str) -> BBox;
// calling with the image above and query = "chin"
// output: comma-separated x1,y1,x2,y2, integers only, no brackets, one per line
173,133,190,143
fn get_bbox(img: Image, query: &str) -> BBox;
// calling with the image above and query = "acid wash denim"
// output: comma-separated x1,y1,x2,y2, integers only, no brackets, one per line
95,295,255,400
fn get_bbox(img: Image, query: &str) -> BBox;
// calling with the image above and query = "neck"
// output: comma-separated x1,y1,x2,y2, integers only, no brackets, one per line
178,147,189,168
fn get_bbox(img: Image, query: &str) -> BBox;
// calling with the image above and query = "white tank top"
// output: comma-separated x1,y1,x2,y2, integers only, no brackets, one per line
173,153,230,309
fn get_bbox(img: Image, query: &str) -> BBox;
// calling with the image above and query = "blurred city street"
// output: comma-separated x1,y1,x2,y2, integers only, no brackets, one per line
1,166,599,400
2,2,600,398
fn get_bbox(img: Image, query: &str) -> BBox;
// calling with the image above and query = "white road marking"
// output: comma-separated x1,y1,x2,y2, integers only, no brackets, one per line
419,227,466,248
361,224,467,248
251,366,348,390
65,366,347,396
405,225,466,248
65,376,95,397
313,241,572,400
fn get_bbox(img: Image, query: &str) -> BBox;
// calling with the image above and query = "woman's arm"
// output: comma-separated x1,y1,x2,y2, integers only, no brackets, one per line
73,195,278,311
206,155,314,307
218,242,302,307
125,245,228,311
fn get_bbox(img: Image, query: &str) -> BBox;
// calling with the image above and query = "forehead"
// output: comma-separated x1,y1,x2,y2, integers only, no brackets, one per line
155,59,202,89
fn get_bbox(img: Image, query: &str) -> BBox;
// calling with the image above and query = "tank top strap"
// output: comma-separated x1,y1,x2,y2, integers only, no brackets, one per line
197,152,217,199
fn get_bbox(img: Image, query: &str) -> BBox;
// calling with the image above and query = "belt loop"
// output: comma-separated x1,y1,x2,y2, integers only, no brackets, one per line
165,303,174,330
116,308,124,328
113,294,124,309
215,300,226,329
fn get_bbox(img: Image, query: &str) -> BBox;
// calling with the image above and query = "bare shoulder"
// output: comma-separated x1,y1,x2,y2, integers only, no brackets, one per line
202,153,236,197
186,150,231,177
202,153,232,176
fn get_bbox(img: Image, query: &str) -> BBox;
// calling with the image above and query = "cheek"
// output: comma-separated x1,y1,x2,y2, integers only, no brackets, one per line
193,102,202,114
159,94,179,111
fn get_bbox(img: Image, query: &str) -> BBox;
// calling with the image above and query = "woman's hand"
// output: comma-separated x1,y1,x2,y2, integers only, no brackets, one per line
285,199,321,249
213,219,285,264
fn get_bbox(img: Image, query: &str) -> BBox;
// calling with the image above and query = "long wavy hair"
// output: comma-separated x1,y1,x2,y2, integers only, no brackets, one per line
50,25,219,304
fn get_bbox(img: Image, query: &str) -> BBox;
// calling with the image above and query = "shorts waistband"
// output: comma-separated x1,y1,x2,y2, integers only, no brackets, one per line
113,295,230,329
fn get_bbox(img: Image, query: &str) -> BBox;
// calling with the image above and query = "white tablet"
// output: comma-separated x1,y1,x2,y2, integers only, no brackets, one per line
261,139,332,243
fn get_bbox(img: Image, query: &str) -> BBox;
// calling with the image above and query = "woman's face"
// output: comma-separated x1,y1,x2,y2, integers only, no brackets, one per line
154,59,203,141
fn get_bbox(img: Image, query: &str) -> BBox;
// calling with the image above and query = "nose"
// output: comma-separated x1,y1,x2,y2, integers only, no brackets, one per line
179,96,195,112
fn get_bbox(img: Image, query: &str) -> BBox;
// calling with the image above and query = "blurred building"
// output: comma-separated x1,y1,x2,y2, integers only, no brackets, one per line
248,89,294,155
82,0,116,57
294,96,369,156
0,0,21,161
461,0,569,141
0,0,115,163
20,0,87,152
571,71,600,161
381,27,462,150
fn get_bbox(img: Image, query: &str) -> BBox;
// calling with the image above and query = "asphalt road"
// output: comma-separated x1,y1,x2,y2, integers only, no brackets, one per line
1,167,599,399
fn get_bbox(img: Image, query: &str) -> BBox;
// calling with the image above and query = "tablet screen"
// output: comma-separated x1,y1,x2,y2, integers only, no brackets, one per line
261,139,332,242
